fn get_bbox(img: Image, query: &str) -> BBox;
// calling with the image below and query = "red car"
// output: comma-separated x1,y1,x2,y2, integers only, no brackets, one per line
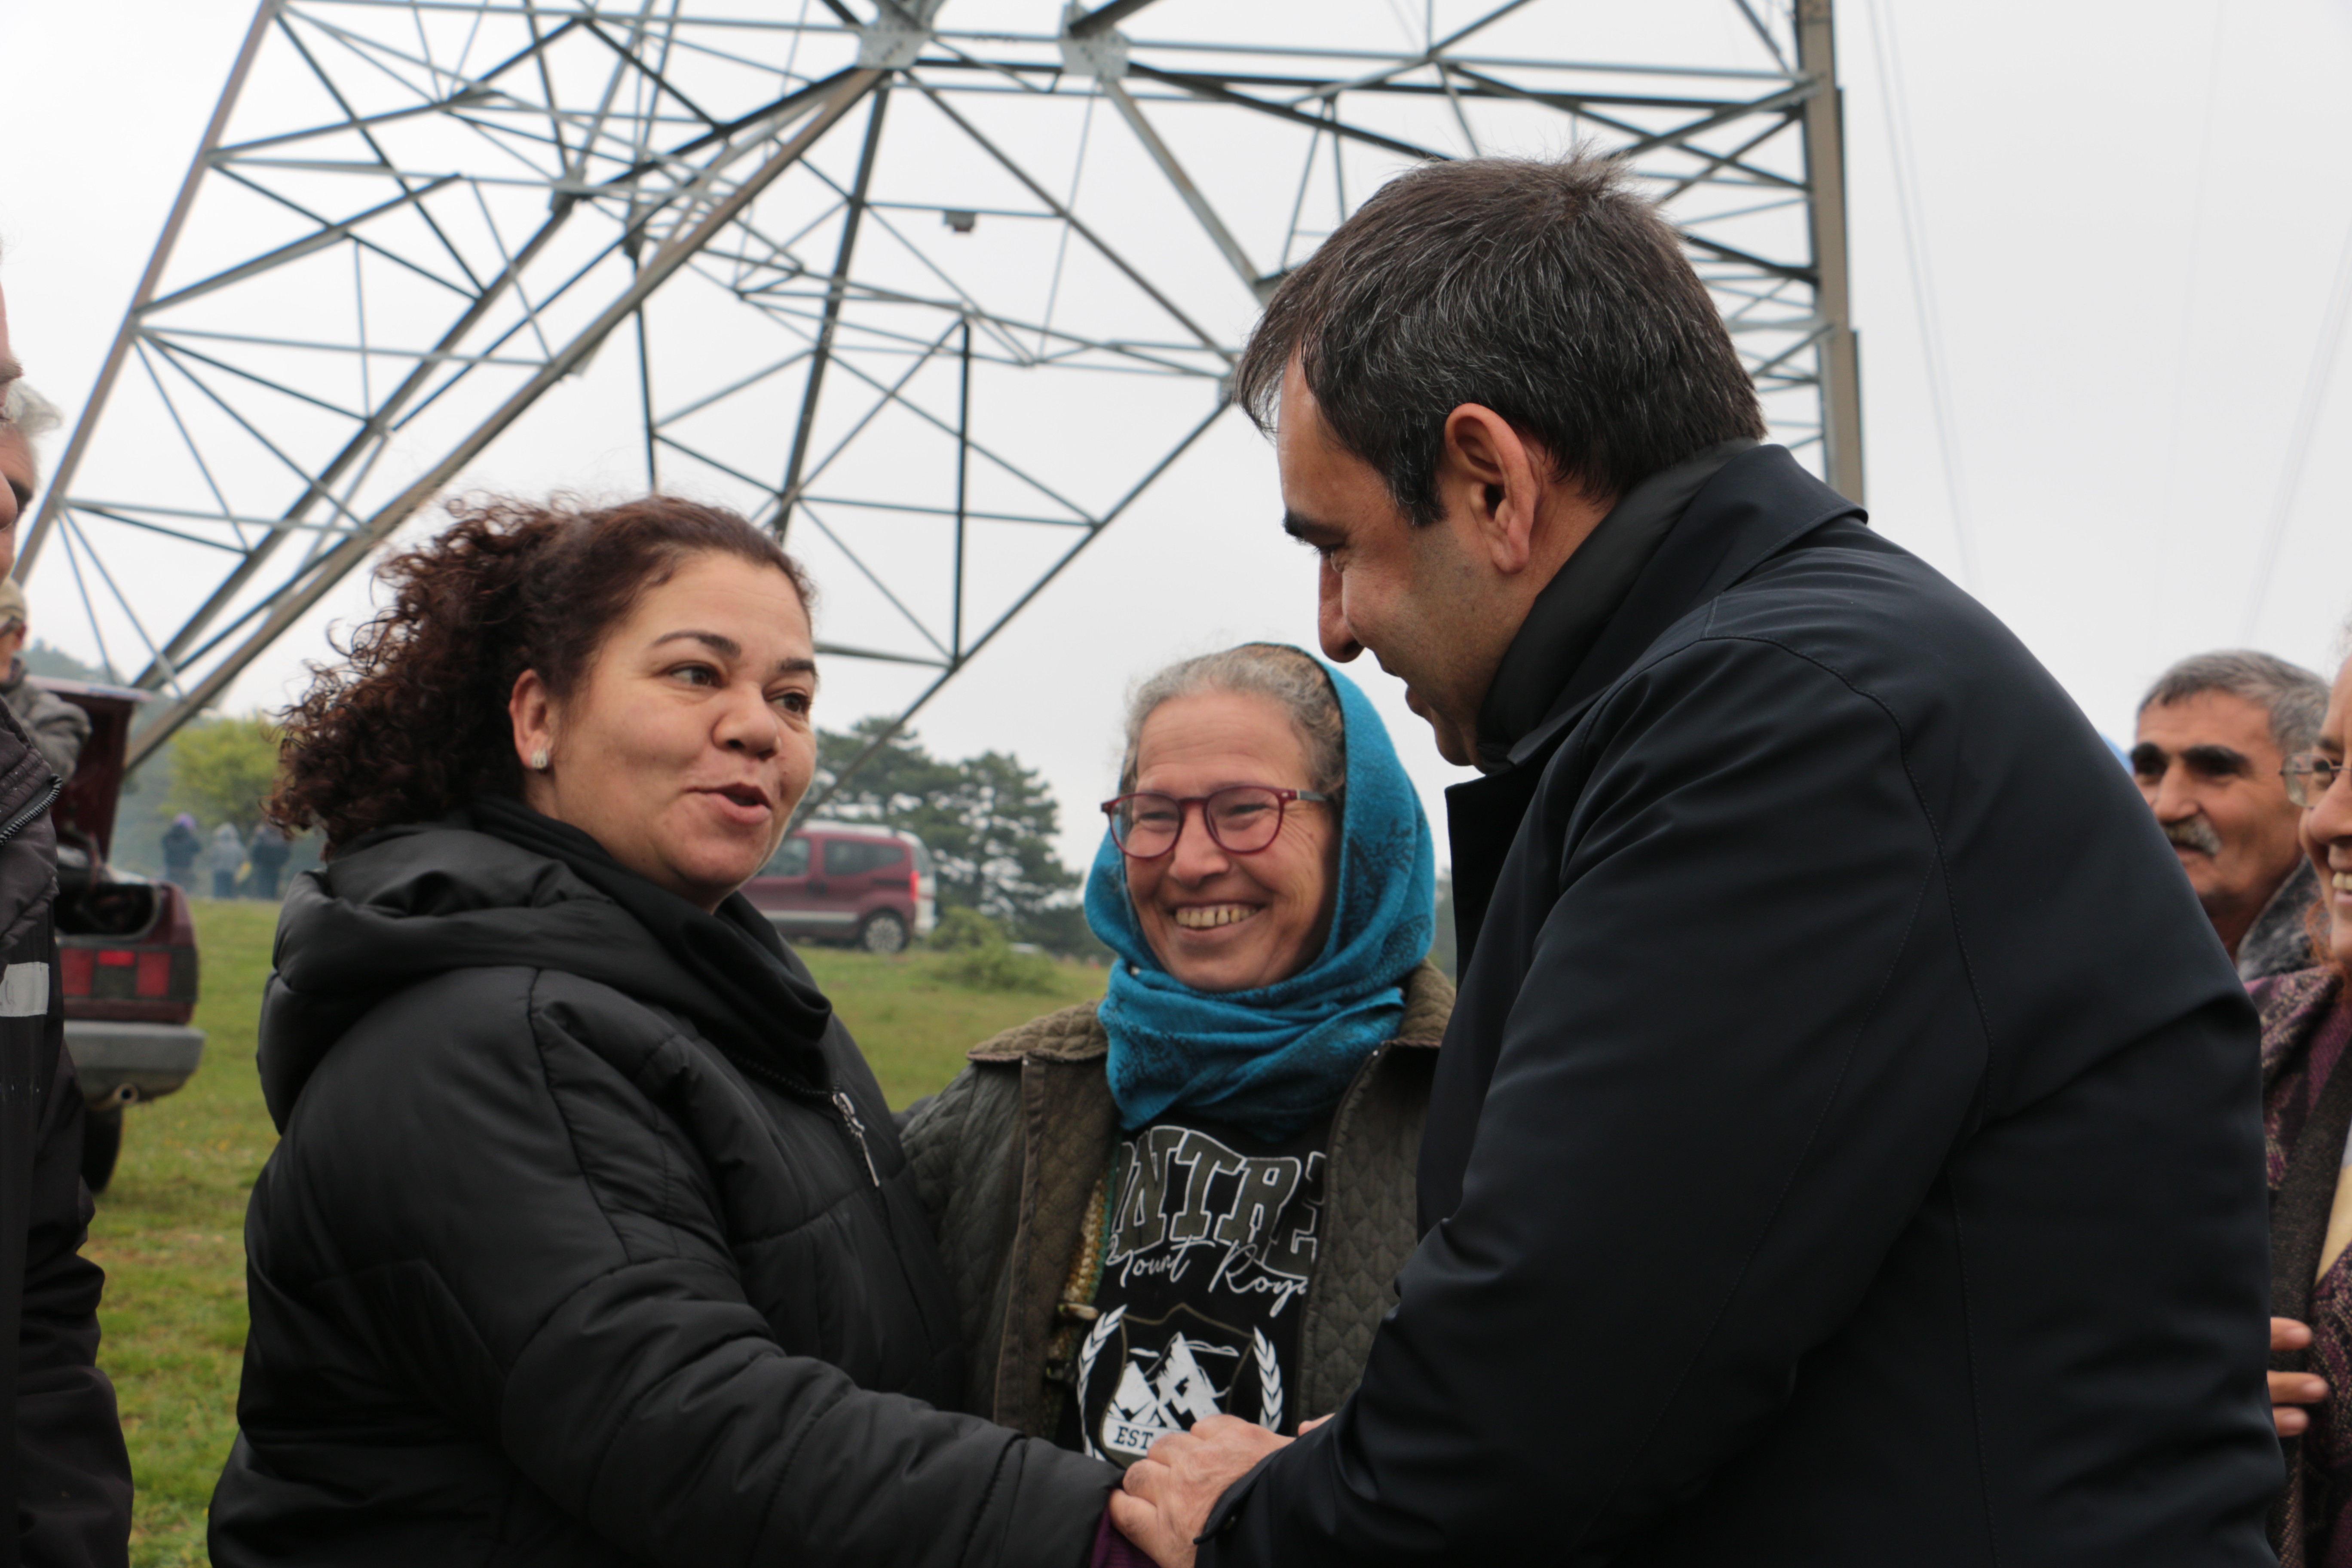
36,677,205,1192
743,823,937,954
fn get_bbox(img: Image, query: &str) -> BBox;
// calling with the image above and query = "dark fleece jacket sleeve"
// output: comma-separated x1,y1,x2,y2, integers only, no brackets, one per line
9,818,133,1568
241,965,1106,1568
1201,636,2000,1564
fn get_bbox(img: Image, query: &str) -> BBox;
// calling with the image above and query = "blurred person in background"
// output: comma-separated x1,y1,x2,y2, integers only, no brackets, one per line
159,814,199,889
207,819,243,900
905,644,1446,1492
210,495,1113,1567
2248,626,2352,1568
245,820,290,900
0,264,134,1567
2136,651,2328,982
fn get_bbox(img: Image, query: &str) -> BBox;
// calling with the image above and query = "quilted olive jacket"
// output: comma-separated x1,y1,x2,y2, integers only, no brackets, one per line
902,962,1453,1438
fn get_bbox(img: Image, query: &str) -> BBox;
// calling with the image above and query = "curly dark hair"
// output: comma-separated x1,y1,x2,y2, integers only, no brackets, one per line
270,494,813,852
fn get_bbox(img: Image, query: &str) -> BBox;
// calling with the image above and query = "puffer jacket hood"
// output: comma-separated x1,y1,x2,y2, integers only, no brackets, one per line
260,818,821,1130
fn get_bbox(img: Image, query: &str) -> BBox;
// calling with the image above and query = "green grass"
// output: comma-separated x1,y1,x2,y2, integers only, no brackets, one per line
84,901,1106,1565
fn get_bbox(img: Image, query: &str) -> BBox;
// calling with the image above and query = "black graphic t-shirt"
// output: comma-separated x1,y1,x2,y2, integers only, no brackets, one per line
1060,1115,1327,1466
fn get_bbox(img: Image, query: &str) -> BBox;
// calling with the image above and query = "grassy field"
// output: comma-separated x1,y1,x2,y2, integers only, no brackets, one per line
82,900,1106,1567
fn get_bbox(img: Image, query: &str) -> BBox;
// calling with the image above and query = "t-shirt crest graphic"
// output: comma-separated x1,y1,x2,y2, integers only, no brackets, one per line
1065,1118,1324,1465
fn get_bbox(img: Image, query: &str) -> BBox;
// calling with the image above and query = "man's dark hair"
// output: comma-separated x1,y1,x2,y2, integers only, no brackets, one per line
2140,649,2329,755
1234,154,1766,525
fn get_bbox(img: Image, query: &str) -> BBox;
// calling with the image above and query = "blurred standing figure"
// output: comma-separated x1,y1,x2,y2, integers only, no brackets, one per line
2250,637,2352,1567
2135,651,2329,981
208,821,243,900
1111,153,2278,1568
245,821,290,900
159,815,199,888
0,267,134,1567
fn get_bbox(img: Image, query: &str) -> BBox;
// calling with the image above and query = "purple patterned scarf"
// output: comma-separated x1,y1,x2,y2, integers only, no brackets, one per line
2260,967,2352,1568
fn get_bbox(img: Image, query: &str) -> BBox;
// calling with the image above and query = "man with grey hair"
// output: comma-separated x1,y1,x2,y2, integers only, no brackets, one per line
1112,153,2275,1568
2133,651,2328,982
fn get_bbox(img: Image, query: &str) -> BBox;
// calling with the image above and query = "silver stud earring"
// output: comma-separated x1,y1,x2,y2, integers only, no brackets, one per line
530,747,550,772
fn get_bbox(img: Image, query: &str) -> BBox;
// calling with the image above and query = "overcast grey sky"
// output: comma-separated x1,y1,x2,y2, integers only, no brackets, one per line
3,0,2349,872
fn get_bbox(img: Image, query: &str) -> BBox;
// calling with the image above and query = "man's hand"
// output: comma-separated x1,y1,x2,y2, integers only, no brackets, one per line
2273,1317,2330,1436
1110,1415,1294,1568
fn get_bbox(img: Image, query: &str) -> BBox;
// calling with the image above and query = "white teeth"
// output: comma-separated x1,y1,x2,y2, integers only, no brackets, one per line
1173,905,1259,929
2336,872,2352,892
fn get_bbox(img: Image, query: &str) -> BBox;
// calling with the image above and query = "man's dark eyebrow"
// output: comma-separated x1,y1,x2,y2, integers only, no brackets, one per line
1282,510,1337,542
2180,744,2249,773
771,656,818,683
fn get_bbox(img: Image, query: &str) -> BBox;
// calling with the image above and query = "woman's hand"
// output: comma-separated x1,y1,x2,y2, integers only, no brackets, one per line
2274,1317,2329,1436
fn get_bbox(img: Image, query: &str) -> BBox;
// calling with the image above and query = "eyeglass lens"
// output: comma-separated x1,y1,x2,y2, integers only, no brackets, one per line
2287,755,2341,808
1115,787,1287,856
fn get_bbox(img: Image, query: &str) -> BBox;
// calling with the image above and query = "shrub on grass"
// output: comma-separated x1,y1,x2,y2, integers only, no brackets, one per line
925,906,1004,952
933,939,1059,994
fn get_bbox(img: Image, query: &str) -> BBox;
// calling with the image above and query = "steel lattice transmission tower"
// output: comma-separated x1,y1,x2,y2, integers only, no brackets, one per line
24,0,1858,775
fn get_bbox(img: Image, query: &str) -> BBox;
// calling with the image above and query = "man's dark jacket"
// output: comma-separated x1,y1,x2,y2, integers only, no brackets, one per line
208,819,1112,1567
0,703,130,1568
1202,446,2279,1565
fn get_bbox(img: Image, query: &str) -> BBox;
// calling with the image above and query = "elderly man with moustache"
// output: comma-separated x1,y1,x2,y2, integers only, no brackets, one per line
1107,154,2278,1568
0,271,134,1568
2135,651,2329,982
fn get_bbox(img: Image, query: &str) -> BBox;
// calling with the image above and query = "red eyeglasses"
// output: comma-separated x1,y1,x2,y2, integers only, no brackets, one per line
1101,785,1333,859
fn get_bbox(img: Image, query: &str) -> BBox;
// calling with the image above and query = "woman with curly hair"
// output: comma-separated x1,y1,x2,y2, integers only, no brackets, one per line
2259,635,2352,1568
207,496,1113,1567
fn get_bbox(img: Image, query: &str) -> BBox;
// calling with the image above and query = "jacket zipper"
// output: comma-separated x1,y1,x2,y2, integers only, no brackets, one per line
830,1087,881,1187
0,776,61,848
731,1052,881,1188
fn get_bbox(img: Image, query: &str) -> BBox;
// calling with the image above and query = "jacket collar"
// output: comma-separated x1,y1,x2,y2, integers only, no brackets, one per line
1489,444,1865,775
2240,858,2323,983
1442,447,1864,973
1476,439,1757,771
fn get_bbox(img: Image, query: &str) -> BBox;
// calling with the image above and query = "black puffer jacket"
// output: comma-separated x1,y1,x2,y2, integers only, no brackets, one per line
209,813,1113,1567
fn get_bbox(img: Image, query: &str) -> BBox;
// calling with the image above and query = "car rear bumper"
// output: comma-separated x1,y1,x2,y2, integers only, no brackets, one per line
65,1020,207,1106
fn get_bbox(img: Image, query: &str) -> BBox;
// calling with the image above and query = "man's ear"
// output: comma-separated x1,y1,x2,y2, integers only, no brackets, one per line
509,669,555,772
1436,404,1546,576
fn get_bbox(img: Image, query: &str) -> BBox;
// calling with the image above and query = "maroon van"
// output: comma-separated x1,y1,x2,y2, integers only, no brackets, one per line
33,677,205,1192
743,823,937,954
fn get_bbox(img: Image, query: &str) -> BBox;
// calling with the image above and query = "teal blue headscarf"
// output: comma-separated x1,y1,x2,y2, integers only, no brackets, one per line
1087,658,1436,1142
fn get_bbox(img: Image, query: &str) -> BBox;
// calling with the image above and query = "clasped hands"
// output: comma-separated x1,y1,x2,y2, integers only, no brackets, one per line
1108,1414,1330,1568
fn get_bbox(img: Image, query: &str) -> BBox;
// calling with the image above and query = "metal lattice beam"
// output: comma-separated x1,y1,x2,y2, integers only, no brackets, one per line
26,0,1859,774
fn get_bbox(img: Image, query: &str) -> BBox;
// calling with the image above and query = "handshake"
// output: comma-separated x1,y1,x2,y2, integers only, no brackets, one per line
1105,1415,1329,1568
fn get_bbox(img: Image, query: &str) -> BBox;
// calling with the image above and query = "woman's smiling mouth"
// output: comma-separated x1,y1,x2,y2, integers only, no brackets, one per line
1172,904,1263,930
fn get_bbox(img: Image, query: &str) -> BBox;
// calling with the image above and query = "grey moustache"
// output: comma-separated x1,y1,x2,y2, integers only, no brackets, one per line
2164,817,2224,857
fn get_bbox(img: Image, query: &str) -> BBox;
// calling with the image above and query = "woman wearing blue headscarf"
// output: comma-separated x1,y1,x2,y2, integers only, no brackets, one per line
903,643,1449,1474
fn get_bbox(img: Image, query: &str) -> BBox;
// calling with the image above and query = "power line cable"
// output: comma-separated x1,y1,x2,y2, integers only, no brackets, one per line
1866,0,1977,590
2240,208,2352,639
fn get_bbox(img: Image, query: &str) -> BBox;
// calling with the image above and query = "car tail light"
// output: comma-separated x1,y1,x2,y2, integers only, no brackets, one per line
61,947,92,997
908,864,920,900
135,952,173,998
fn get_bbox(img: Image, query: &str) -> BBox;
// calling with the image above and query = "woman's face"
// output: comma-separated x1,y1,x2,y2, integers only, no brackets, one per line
2303,656,2352,971
512,551,817,911
1124,691,1338,993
